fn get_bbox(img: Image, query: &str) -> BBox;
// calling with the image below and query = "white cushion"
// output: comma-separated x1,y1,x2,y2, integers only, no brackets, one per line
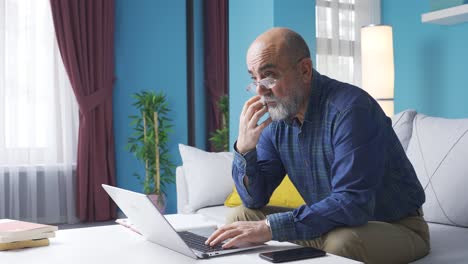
176,166,189,213
406,114,468,227
412,223,468,263
391,109,417,151
178,144,234,213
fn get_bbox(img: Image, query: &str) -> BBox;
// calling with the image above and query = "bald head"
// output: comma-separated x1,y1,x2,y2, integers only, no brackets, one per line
247,28,310,66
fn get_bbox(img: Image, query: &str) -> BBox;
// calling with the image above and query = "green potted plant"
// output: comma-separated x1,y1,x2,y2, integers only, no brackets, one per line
209,95,229,151
126,91,175,213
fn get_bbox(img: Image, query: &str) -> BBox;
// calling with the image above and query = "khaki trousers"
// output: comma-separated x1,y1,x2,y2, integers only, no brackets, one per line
227,206,430,264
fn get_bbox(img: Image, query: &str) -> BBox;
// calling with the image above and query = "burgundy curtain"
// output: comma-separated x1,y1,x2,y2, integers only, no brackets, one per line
50,0,116,221
204,0,228,151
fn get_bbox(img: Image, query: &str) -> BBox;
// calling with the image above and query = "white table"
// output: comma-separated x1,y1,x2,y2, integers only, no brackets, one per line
0,222,360,264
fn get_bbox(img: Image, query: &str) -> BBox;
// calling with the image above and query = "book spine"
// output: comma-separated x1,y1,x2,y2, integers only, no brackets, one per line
0,231,55,243
0,238,49,251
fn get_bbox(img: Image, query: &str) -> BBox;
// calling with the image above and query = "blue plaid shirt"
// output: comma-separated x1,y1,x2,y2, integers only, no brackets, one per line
232,69,425,241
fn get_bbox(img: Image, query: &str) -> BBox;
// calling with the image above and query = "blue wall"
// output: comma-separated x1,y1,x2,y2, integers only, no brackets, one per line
383,0,468,118
229,0,274,148
229,0,316,147
273,0,316,56
114,0,188,214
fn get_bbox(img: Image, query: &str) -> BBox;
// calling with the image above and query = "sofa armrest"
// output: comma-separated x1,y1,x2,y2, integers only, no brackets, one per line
176,166,190,214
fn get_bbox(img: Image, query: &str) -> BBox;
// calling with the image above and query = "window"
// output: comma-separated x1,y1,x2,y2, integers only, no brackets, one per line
0,0,78,164
315,0,380,86
0,0,79,224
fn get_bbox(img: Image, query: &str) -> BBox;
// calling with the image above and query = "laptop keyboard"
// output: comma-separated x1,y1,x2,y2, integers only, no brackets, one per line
178,231,235,253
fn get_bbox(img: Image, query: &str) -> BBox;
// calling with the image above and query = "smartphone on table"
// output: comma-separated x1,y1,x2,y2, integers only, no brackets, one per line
259,247,326,263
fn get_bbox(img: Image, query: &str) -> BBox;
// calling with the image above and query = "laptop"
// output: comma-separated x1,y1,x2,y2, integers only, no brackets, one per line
102,184,265,259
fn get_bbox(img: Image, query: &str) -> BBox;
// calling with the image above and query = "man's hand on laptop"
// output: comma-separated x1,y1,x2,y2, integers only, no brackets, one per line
205,220,272,249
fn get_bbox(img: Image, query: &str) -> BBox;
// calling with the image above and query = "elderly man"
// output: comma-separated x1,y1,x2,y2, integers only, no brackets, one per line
205,27,430,263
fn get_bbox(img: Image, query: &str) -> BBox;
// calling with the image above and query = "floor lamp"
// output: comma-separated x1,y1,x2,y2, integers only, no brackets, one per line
361,25,395,117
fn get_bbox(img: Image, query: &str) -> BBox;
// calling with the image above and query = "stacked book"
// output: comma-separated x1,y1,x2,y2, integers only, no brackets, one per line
0,219,58,251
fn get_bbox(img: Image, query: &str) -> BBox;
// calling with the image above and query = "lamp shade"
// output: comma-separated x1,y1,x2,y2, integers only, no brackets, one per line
361,25,394,116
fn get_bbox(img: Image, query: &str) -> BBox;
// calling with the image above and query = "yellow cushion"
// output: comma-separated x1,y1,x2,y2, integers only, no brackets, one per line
224,175,305,208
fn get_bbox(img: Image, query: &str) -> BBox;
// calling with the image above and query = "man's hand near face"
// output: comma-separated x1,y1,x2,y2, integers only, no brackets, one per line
236,96,272,154
205,220,272,248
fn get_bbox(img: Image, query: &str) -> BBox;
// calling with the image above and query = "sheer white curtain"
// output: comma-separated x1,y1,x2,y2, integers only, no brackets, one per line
0,0,79,224
316,0,381,86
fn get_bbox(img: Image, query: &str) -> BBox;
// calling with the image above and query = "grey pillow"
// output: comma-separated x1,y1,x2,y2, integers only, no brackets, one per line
406,114,468,227
391,109,417,151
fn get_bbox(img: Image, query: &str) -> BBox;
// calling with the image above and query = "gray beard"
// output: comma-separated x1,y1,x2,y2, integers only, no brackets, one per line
264,94,302,121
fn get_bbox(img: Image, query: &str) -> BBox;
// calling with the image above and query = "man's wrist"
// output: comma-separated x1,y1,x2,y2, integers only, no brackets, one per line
234,141,253,156
267,212,296,241
264,217,272,238
240,149,254,156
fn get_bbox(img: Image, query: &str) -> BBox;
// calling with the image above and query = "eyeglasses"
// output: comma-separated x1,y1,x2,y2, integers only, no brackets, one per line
246,77,277,95
245,56,309,95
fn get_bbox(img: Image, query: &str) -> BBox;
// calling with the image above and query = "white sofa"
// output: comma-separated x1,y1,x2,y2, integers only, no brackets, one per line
176,110,468,263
